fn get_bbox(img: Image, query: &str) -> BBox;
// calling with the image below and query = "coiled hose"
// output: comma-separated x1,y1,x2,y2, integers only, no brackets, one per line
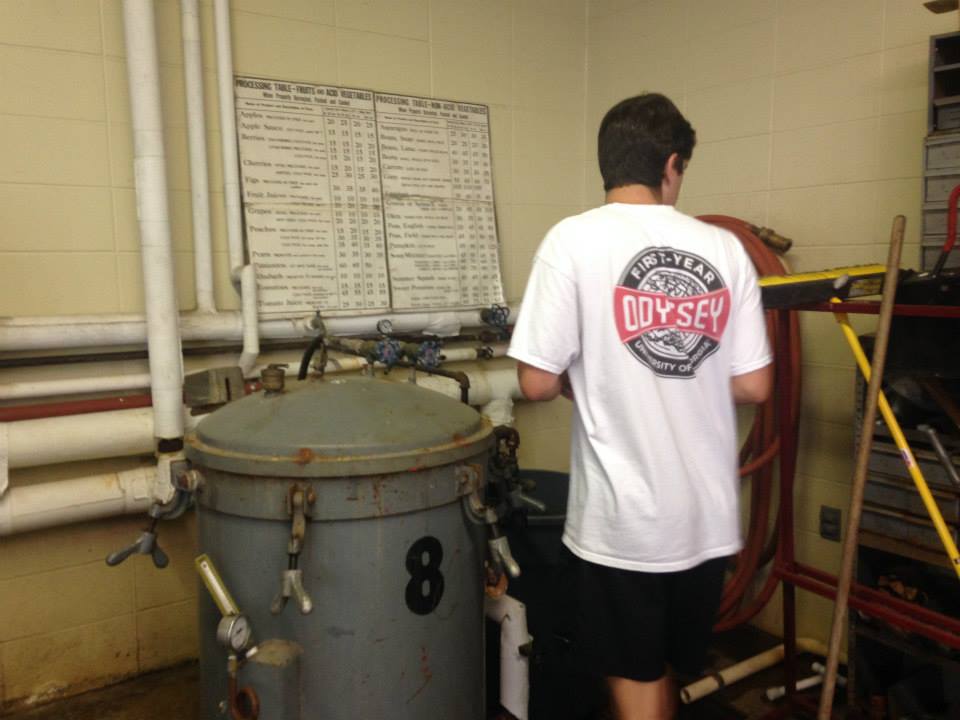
698,215,802,631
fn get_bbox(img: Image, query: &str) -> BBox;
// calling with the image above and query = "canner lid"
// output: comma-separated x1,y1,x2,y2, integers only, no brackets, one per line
185,376,493,477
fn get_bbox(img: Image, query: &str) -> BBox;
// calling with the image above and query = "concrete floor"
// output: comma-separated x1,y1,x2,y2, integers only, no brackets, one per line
2,626,825,720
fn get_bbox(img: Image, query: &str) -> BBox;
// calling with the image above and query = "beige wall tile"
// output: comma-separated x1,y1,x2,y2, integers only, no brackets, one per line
681,134,771,198
100,0,184,65
489,107,514,204
430,0,512,53
587,0,638,22
336,0,429,40
776,0,883,74
873,178,922,247
337,30,430,97
876,111,925,179
678,192,769,227
0,46,105,122
516,427,572,472
771,118,878,189
0,516,142,582
233,12,338,83
231,0,335,25
134,515,197,611
0,561,133,643
116,251,197,312
0,0,102,55
686,77,772,143
0,253,119,315
104,58,203,128
432,43,511,108
0,186,113,252
513,393,574,433
512,153,585,206
883,0,957,50
1,614,137,706
584,158,605,206
588,2,684,63
684,19,775,93
0,116,109,187
797,419,855,484
136,600,199,672
768,182,879,247
502,246,537,301
773,54,883,132
511,204,583,257
799,364,857,425
514,110,585,161
686,0,776,37
881,43,929,116
514,10,586,112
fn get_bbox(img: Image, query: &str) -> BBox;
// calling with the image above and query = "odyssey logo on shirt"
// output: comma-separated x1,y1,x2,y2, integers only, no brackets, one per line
614,247,730,378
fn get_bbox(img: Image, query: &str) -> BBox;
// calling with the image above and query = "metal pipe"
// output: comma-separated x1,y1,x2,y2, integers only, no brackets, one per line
0,465,154,535
213,0,245,280
122,0,185,441
180,0,216,313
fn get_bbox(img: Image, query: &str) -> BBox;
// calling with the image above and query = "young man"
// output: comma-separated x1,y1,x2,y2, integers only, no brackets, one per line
507,94,773,720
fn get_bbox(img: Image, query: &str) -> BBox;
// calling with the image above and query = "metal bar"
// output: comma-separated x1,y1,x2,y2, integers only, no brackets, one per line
802,301,960,317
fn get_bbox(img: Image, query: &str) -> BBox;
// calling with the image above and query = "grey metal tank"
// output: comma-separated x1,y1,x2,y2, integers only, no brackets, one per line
185,374,493,720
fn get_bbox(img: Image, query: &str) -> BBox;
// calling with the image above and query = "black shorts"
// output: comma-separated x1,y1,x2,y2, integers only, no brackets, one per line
562,546,729,682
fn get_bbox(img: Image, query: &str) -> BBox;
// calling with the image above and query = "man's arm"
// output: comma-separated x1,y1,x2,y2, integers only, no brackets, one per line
731,363,773,404
517,362,565,401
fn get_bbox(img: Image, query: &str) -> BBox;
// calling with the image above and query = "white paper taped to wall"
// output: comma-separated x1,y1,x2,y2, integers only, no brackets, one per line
234,76,504,317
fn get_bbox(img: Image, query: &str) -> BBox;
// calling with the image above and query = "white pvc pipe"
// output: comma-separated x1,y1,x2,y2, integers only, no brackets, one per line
680,638,831,704
0,374,153,402
237,264,260,374
0,306,518,352
213,0,245,279
0,466,154,536
180,0,216,313
5,408,200,469
485,594,531,720
440,344,508,363
412,368,521,407
123,0,185,440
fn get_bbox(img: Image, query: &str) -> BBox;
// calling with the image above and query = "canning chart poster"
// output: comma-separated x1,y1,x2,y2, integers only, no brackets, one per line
234,76,504,316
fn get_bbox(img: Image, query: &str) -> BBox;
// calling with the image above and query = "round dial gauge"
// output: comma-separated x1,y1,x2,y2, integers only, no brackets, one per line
217,614,252,652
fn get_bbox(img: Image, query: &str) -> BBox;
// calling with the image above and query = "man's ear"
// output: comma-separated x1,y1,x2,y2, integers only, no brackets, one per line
664,152,681,181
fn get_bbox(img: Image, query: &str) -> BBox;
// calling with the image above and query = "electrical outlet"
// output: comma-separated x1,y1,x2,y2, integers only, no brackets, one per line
820,505,842,541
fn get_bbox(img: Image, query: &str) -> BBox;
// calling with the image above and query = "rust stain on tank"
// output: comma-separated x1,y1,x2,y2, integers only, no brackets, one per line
406,645,433,704
451,432,468,446
294,447,314,465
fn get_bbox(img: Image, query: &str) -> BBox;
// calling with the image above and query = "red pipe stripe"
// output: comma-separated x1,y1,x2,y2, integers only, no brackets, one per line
0,394,154,422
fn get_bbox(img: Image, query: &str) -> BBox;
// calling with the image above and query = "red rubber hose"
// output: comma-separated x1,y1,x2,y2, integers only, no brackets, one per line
698,215,802,630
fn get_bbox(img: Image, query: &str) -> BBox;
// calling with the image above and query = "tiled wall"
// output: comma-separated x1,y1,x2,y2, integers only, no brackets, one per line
0,0,583,709
586,0,956,641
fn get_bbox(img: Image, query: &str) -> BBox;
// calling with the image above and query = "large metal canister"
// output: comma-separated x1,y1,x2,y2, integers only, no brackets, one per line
185,375,493,720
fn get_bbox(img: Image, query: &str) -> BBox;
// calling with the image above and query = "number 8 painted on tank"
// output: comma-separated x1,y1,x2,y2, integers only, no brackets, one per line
405,536,445,615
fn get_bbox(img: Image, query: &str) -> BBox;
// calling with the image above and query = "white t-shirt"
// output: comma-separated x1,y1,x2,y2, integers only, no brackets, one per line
508,203,772,572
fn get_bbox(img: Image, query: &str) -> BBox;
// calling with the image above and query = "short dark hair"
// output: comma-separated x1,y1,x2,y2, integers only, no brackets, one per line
597,93,696,192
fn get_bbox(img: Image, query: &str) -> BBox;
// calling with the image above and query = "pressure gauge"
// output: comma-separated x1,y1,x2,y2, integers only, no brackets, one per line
217,614,252,652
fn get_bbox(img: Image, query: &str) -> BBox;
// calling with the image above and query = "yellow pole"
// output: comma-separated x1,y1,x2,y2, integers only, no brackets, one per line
832,301,960,579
